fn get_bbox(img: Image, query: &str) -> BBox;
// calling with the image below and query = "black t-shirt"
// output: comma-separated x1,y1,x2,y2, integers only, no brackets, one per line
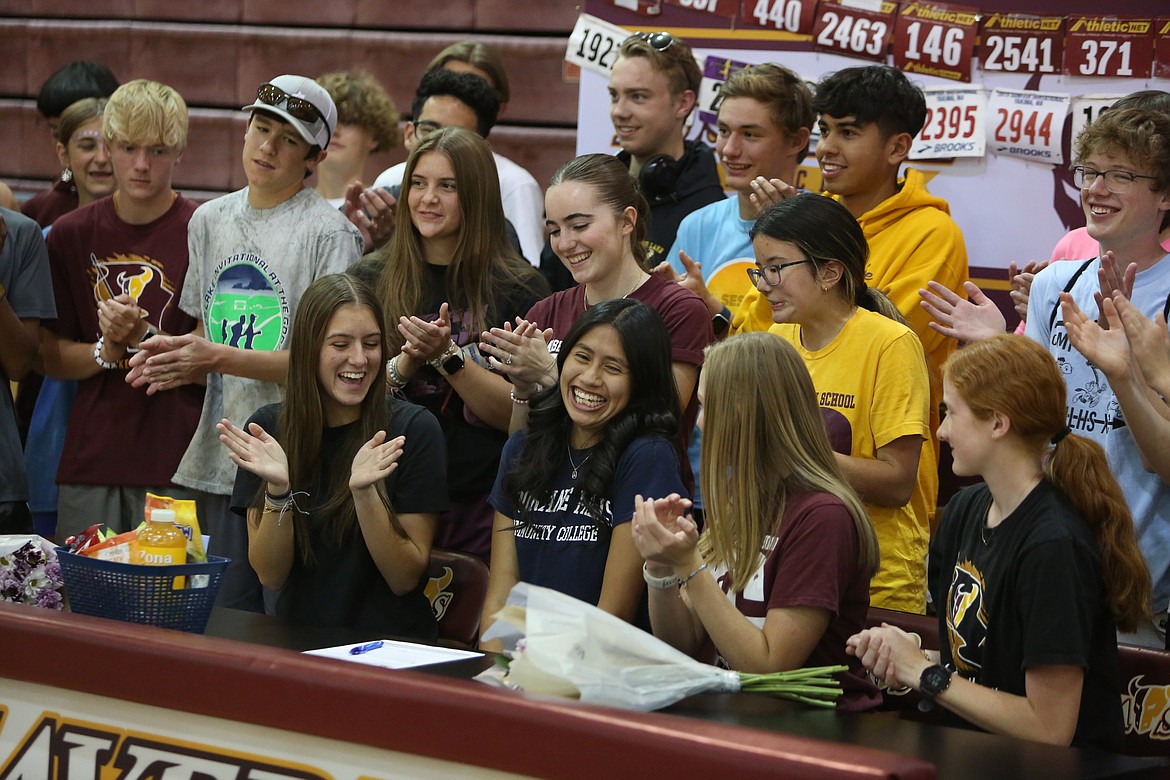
349,259,544,499
231,397,448,641
929,481,1123,752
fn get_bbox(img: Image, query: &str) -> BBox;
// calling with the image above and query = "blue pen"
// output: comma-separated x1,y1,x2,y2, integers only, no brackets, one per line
349,640,384,655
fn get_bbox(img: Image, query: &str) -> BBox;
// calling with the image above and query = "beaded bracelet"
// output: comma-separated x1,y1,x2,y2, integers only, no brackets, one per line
385,355,408,389
509,389,530,405
679,562,709,587
93,336,120,370
263,489,305,527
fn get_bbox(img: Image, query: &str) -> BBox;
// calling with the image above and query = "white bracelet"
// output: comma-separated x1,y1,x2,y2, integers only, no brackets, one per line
643,562,680,590
93,336,119,369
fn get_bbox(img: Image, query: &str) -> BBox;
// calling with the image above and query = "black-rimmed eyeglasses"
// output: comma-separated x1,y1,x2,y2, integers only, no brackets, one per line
626,32,676,52
1071,165,1158,194
746,259,811,288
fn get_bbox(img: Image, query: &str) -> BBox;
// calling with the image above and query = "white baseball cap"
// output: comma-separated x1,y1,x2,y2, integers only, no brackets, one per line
242,74,337,149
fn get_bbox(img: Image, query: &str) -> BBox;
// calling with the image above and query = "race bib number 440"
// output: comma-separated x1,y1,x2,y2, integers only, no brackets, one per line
986,89,1069,165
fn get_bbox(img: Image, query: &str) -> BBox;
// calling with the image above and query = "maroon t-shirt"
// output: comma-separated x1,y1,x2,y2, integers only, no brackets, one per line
21,179,80,229
701,490,881,711
526,275,712,487
45,196,204,487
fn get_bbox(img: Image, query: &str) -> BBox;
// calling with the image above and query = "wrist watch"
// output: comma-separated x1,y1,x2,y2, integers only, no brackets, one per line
917,663,954,712
711,305,732,336
429,341,465,377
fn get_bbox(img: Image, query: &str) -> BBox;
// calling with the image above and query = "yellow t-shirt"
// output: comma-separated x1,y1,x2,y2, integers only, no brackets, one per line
770,308,936,613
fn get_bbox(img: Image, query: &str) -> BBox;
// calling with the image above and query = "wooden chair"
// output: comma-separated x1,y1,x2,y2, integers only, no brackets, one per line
424,548,489,649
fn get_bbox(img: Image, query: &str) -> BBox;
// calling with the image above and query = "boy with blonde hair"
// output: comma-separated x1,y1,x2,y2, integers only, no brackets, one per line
41,79,203,539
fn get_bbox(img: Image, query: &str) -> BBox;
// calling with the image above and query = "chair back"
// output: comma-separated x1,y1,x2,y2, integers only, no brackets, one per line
424,548,489,648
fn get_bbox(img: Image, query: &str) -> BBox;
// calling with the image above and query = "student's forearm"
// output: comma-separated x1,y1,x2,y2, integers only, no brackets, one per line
213,343,289,384
835,452,916,507
1110,371,1170,483
352,488,430,595
40,330,110,381
445,361,515,432
0,306,39,380
481,515,520,651
933,669,1081,747
247,507,295,590
646,564,706,656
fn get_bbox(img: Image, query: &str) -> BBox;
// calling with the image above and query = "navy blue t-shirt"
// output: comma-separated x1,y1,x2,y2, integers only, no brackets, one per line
490,432,686,608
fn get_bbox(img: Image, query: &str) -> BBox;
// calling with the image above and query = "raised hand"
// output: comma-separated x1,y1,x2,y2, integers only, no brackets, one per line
631,493,700,571
350,431,405,491
480,317,556,394
1060,293,1129,380
747,176,797,219
399,302,452,364
1008,260,1048,323
216,418,290,495
919,280,1006,343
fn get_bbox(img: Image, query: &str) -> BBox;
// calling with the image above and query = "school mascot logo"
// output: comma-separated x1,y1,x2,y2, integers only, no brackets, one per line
946,559,988,676
1122,675,1170,741
88,253,176,322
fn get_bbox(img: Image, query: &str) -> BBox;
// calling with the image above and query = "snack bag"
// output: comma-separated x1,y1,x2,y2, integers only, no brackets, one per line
64,524,112,554
79,528,139,561
145,493,207,563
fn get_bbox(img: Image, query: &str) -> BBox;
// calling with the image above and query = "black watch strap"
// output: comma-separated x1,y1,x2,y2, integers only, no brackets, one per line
918,664,954,712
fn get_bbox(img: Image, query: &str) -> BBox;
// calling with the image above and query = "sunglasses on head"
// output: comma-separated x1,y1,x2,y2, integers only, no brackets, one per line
626,31,675,52
256,83,328,140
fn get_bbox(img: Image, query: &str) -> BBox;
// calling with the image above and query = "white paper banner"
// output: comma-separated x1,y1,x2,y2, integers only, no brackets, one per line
566,13,632,78
986,88,1069,165
1070,93,1127,154
911,86,986,160
696,56,752,125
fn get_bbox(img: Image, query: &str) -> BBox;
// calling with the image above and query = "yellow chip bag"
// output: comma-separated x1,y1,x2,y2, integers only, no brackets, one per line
145,493,207,563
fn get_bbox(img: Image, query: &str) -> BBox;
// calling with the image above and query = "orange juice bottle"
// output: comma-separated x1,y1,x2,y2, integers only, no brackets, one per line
137,509,187,566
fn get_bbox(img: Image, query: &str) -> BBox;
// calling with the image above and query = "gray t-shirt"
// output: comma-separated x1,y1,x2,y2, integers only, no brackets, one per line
0,207,56,502
174,187,362,494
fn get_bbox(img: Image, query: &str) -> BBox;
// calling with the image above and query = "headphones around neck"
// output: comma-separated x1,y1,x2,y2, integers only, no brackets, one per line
637,152,684,203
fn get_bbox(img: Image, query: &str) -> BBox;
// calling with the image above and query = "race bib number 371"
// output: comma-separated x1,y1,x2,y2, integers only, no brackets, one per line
1062,16,1155,79
813,0,897,62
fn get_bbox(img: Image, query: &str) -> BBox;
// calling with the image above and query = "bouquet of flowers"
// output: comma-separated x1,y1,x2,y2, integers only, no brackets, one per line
481,583,844,711
0,534,64,609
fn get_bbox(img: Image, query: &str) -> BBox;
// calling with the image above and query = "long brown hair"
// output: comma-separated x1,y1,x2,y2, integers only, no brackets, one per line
698,333,879,591
373,126,544,350
269,274,402,564
943,335,1151,631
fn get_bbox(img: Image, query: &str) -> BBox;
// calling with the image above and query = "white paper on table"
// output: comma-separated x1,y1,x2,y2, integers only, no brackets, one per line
304,640,482,670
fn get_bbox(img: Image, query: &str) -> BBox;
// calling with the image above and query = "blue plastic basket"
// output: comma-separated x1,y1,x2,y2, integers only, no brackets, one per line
55,547,230,633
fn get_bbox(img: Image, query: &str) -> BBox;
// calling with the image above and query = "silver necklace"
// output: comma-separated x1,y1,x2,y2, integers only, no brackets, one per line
567,446,593,480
